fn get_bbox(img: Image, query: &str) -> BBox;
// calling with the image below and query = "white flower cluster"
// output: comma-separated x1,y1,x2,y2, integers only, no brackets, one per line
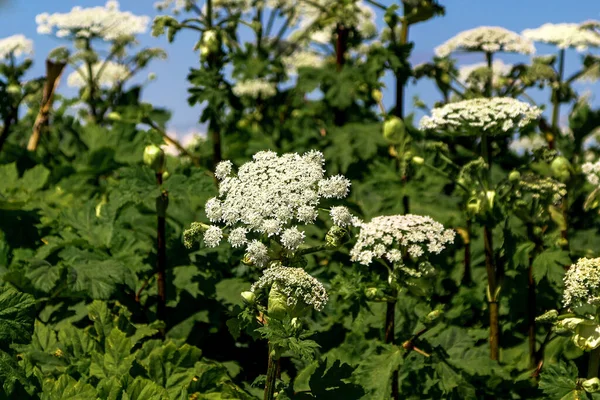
350,214,455,271
435,26,535,57
0,35,33,60
293,0,376,45
154,0,191,12
563,257,600,308
36,1,150,41
514,174,567,205
583,160,600,186
283,51,325,76
67,61,130,88
201,150,353,265
251,265,328,311
522,23,600,52
458,59,512,90
509,135,547,154
419,97,542,136
232,78,277,99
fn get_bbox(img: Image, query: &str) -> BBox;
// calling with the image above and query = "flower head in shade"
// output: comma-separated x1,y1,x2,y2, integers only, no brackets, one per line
232,78,277,99
522,22,600,51
36,1,149,41
563,258,600,309
419,97,542,136
435,26,535,57
0,35,33,60
197,150,353,266
283,50,325,76
292,0,376,45
458,59,513,91
251,265,328,311
583,161,600,187
350,214,455,276
67,61,130,88
509,135,547,155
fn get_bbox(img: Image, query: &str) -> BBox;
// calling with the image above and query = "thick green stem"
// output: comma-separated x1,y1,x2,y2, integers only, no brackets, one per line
264,343,279,400
156,173,168,335
549,49,565,149
485,52,493,98
588,348,600,379
385,288,398,400
462,218,472,285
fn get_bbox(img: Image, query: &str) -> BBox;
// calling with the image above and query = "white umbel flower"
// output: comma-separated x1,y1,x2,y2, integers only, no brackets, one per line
419,97,542,136
435,26,535,57
0,35,33,59
563,257,600,308
350,214,455,269
583,161,600,186
251,265,328,311
458,59,513,90
283,50,325,75
509,135,547,154
203,225,223,247
67,61,130,88
36,1,149,41
232,78,277,99
280,227,306,251
246,240,270,267
214,160,233,180
329,206,354,227
523,23,600,52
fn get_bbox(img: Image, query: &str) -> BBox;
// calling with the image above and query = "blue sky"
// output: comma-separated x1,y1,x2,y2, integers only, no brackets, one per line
0,0,598,137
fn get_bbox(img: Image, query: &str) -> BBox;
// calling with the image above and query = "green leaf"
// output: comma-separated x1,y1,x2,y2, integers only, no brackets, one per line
539,361,582,400
0,349,30,397
123,376,169,400
0,287,35,347
19,164,50,192
532,249,571,285
89,328,135,379
40,374,97,400
307,359,364,399
355,344,404,400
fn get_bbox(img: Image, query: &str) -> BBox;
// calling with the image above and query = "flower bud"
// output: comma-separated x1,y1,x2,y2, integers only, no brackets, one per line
364,287,380,300
241,291,256,305
536,309,558,323
290,317,302,330
551,156,571,182
573,320,600,351
556,237,569,248
107,111,122,121
143,144,165,173
371,89,383,103
383,117,405,145
6,84,21,94
583,378,600,393
508,170,521,182
426,309,443,323
326,226,347,248
383,13,398,27
202,29,220,53
412,156,424,165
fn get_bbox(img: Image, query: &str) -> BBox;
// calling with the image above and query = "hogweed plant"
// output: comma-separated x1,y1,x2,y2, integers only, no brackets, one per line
183,150,354,399
420,96,542,361
351,214,455,400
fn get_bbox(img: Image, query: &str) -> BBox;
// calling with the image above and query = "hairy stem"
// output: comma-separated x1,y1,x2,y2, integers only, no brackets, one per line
588,347,600,379
485,51,493,98
385,290,399,400
333,23,349,126
264,343,279,400
462,218,472,285
484,226,500,361
549,48,565,150
155,173,168,335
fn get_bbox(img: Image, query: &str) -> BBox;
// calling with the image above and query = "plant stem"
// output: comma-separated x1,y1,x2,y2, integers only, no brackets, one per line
333,23,348,126
462,218,472,285
385,288,399,400
526,224,543,369
484,225,500,361
588,348,600,379
155,172,168,335
264,343,279,400
549,48,565,150
485,51,493,98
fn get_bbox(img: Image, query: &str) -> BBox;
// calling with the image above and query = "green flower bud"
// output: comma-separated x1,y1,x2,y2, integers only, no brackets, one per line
268,282,288,320
383,13,398,27
440,72,451,85
383,117,405,144
551,156,571,182
143,144,165,173
556,237,569,248
241,291,256,305
533,226,543,237
583,377,600,393
162,171,170,180
485,190,496,209
573,320,600,351
426,309,443,323
364,287,380,300
326,226,348,248
202,29,220,53
107,111,122,121
6,84,21,94
536,309,559,323
371,89,383,103
508,170,521,182
412,156,425,165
